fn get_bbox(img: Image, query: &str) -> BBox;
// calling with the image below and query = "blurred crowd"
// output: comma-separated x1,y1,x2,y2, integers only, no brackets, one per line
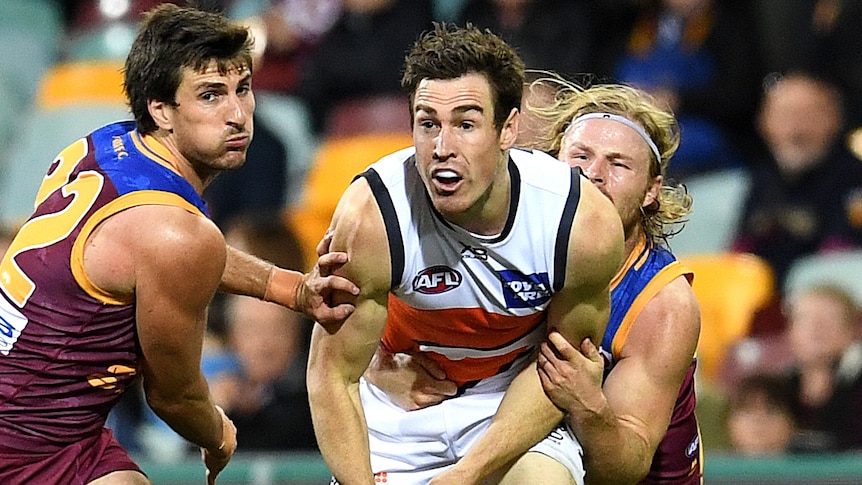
1,0,862,461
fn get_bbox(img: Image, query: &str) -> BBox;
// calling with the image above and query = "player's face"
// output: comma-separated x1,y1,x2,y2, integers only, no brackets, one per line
412,73,517,235
559,118,660,236
162,60,255,173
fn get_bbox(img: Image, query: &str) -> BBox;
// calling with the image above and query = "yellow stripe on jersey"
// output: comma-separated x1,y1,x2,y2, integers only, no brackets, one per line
610,260,692,357
130,131,183,175
71,191,206,305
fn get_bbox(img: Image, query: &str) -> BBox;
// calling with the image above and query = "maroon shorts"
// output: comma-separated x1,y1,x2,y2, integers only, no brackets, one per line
0,427,143,485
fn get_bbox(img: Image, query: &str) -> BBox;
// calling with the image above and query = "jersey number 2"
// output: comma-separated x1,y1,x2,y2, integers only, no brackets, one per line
0,139,103,307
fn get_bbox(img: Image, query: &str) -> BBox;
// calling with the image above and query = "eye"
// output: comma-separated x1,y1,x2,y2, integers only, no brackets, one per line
459,121,475,130
201,91,218,102
237,84,252,96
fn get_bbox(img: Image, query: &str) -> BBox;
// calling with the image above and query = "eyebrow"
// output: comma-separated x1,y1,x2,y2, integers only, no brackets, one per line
193,72,252,91
570,142,633,161
415,103,484,116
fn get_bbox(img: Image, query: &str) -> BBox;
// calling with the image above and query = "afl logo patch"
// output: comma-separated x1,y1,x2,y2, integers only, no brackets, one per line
413,266,462,294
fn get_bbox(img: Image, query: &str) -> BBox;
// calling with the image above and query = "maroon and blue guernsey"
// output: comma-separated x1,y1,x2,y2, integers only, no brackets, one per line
601,235,703,484
0,121,209,453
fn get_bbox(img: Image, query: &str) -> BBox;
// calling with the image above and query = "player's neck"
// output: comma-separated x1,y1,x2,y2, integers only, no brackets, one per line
149,131,208,194
623,227,647,259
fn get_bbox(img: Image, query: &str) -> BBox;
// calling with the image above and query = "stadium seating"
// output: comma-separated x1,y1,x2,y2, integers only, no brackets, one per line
65,22,137,62
0,104,132,228
286,132,414,266
35,61,126,110
783,250,862,305
670,168,752,256
253,92,320,208
680,252,776,382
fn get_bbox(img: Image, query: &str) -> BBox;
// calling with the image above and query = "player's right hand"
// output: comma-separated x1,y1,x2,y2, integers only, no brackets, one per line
202,405,237,485
366,347,457,411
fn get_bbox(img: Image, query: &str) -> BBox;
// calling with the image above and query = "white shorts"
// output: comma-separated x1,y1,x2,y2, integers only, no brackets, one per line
355,355,586,485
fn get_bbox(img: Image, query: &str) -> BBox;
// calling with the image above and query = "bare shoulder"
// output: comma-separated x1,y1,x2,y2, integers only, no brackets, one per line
85,204,225,296
622,275,700,363
566,178,625,285
329,178,392,297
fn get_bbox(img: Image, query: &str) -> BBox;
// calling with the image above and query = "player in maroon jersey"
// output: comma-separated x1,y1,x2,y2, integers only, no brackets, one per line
0,5,355,485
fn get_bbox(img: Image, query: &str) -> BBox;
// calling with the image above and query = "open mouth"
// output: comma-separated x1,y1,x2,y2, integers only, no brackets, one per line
433,168,463,191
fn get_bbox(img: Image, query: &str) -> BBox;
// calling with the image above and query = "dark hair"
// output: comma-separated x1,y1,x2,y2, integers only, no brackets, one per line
124,3,254,134
401,22,525,131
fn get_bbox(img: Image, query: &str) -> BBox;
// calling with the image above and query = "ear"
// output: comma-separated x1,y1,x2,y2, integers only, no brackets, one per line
148,99,173,132
643,174,662,209
499,107,520,150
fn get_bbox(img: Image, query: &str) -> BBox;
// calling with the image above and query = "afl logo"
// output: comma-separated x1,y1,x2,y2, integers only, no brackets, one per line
413,266,462,294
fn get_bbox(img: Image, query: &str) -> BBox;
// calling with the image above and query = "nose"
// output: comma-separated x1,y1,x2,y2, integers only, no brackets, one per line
226,93,249,128
433,127,455,161
580,160,605,185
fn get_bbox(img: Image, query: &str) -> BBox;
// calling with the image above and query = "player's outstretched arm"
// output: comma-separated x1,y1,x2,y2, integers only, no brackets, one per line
219,237,359,329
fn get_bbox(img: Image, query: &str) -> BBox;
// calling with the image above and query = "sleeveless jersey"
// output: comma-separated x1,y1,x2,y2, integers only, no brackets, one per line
361,147,581,388
0,120,209,453
600,236,702,484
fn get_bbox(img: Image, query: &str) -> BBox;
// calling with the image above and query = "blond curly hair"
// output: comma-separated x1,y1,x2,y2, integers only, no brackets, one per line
523,73,692,244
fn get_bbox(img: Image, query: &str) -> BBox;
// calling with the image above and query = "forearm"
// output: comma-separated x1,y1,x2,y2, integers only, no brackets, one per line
145,373,223,450
570,399,653,485
220,245,302,308
458,362,563,482
309,379,373,485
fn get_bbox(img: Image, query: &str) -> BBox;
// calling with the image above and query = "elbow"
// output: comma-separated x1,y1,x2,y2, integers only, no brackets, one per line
144,392,183,421
583,428,655,485
585,462,651,485
143,380,203,418
306,361,351,403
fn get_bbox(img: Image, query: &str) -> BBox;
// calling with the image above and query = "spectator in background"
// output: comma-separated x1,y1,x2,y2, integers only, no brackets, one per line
215,294,317,450
457,0,600,79
732,72,862,287
206,214,318,450
602,0,763,178
231,0,340,94
296,0,434,135
726,374,797,456
784,285,862,452
753,0,862,128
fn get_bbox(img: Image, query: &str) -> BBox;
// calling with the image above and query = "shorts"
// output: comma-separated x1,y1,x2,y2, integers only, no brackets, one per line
529,419,586,484
342,355,585,485
0,427,143,485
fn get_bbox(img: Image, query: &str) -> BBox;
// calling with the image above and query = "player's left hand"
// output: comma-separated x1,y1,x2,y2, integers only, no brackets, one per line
296,231,359,331
537,331,605,414
202,405,237,485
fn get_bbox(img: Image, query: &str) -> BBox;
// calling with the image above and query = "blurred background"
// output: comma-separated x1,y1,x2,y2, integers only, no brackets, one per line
2,0,862,482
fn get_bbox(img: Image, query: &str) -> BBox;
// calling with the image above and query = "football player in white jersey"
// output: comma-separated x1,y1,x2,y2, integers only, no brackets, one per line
365,78,703,485
307,23,623,485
